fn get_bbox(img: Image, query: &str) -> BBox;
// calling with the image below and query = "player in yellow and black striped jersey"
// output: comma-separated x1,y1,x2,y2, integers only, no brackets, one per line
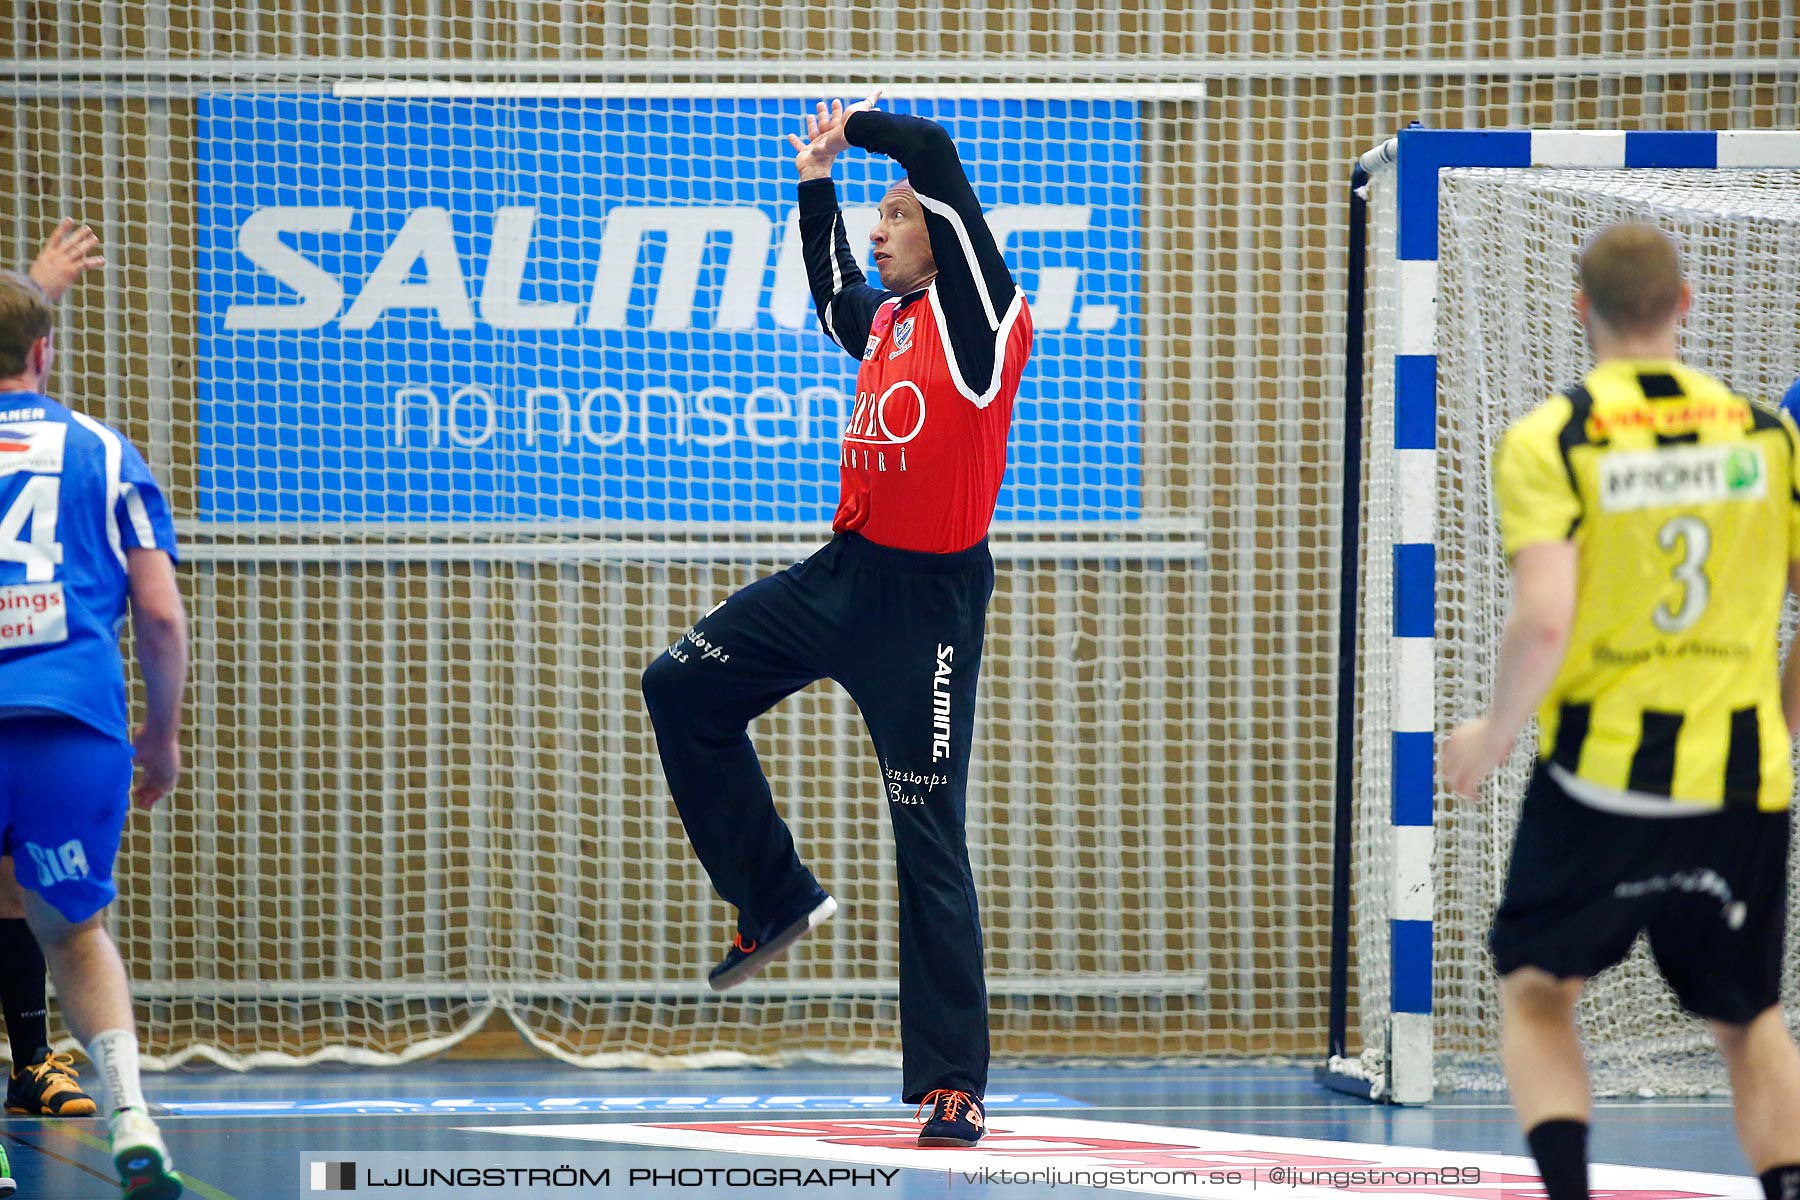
1496,358,1800,812
1442,223,1800,1200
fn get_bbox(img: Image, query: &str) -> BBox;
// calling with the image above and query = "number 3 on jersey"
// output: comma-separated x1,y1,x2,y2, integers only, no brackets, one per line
1654,513,1710,634
0,477,64,583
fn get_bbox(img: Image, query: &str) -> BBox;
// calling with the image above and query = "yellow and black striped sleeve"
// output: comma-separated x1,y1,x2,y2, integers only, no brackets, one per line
1494,398,1583,558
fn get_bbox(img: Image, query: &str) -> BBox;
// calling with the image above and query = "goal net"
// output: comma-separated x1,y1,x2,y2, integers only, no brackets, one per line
9,44,1311,1071
1356,157,1800,1097
4,4,1796,1074
121,90,1240,1070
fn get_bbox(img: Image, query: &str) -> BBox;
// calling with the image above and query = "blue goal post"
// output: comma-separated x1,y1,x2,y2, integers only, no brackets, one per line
1323,127,1800,1106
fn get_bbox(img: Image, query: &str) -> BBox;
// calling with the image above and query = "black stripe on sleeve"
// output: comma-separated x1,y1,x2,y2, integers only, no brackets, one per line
1736,399,1800,504
1550,702,1592,774
1556,384,1597,538
1722,706,1763,810
1782,412,1800,505
1626,710,1684,796
1745,397,1796,469
1748,398,1788,434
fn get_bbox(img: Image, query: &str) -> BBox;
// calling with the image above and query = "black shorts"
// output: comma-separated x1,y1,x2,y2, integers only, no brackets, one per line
1489,765,1792,1025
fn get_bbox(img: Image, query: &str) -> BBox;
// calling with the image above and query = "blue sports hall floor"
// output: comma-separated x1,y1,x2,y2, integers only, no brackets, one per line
1,1062,1759,1198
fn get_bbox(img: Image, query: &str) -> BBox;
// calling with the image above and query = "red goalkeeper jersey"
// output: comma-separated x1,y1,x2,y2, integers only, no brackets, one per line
834,287,1032,551
800,111,1035,554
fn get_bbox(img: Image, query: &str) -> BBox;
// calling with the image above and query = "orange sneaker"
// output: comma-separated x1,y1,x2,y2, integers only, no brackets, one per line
6,1048,98,1117
916,1088,984,1147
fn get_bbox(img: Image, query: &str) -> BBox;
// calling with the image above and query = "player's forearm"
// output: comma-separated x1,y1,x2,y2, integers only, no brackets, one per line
25,264,62,305
845,110,1018,393
798,177,887,354
844,111,967,200
1784,561,1800,736
845,111,1015,298
134,608,188,739
1781,632,1800,737
799,178,867,304
846,111,1012,287
1484,608,1571,741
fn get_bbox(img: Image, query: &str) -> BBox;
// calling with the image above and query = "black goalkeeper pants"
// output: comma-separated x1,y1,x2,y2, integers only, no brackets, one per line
640,532,993,1103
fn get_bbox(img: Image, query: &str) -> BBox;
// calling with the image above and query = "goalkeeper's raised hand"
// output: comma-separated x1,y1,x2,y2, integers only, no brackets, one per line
787,87,884,181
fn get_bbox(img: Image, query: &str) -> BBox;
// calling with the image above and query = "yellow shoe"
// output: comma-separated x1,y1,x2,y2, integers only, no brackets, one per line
6,1049,98,1117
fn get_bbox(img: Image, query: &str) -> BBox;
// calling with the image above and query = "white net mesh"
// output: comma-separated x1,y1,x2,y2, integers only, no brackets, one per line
1365,166,1800,1095
1346,171,1400,1088
0,2,1795,1071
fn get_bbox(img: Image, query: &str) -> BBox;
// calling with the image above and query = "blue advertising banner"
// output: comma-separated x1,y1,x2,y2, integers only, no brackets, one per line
194,95,1143,523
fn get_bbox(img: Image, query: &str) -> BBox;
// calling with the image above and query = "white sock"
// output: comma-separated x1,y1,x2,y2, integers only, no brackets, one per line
85,1029,146,1117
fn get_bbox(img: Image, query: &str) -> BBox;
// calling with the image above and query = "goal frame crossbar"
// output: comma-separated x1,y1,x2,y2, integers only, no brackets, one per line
1324,126,1800,1106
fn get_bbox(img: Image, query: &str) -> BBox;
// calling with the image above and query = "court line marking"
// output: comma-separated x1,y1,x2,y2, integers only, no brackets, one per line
105,1110,1750,1175
145,1098,1738,1119
1042,1103,1738,1113
39,1126,240,1200
465,1114,1757,1198
0,1127,115,1186
138,1069,1319,1092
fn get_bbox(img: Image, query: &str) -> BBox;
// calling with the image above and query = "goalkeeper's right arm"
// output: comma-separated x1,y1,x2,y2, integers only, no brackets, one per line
787,94,893,358
797,179,892,357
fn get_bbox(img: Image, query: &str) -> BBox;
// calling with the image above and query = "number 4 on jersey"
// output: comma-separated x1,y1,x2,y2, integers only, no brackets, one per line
0,477,64,583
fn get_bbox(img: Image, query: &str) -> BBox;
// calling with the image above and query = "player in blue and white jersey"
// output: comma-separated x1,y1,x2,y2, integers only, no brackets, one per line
1781,376,1800,428
0,264,186,1200
0,221,112,1128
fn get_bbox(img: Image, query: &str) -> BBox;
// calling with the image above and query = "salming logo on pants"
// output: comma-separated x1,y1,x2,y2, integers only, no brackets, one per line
640,531,993,1102
931,643,955,762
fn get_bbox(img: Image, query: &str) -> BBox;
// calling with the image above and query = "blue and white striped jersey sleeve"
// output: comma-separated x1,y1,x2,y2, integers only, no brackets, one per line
114,441,178,562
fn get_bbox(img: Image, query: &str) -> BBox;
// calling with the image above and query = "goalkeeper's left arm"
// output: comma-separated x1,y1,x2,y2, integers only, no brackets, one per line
843,107,1023,400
